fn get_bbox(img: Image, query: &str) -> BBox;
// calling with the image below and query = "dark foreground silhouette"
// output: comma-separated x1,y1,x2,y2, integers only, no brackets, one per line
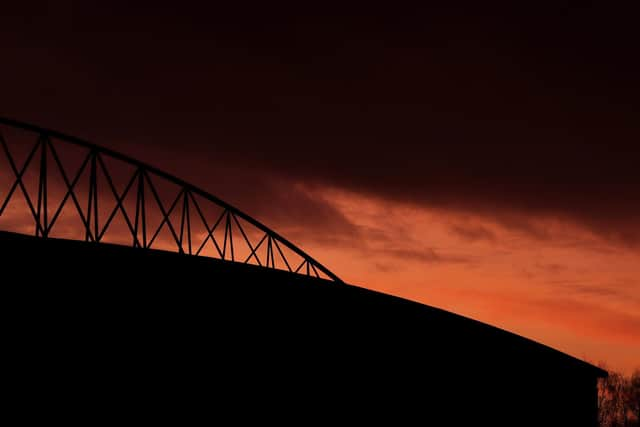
2,231,605,425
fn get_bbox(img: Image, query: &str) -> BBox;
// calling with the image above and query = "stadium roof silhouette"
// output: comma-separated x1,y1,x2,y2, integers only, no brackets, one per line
2,117,608,425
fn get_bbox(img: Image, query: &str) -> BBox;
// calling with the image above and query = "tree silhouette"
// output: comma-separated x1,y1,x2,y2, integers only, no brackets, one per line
598,365,640,427
630,370,640,426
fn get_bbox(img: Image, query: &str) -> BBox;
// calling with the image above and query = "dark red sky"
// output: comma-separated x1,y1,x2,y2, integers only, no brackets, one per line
1,2,639,372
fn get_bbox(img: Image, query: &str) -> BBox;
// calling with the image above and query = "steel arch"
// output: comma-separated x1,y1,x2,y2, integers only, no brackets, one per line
0,117,342,283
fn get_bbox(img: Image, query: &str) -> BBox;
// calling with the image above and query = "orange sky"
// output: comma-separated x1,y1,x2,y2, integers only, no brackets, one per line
281,185,640,375
2,151,639,376
1,137,638,376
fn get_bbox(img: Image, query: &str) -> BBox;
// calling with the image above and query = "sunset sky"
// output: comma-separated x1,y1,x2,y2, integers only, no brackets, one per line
1,2,639,373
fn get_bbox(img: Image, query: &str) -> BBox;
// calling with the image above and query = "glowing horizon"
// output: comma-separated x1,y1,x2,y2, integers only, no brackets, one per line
1,124,638,376
281,185,640,375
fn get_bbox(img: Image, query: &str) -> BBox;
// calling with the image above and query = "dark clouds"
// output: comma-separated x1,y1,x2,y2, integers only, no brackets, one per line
1,2,639,245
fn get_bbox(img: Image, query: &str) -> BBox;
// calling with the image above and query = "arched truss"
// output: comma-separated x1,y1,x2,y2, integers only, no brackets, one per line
0,117,342,283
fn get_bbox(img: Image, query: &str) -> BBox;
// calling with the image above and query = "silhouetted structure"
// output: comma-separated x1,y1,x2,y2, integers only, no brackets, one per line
0,117,339,282
1,231,606,425
1,119,606,425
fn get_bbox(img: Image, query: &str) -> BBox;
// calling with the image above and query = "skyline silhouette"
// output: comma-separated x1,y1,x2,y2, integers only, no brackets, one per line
2,228,607,425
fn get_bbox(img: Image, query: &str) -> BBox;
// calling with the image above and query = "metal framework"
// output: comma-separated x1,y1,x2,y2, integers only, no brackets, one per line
0,117,342,282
